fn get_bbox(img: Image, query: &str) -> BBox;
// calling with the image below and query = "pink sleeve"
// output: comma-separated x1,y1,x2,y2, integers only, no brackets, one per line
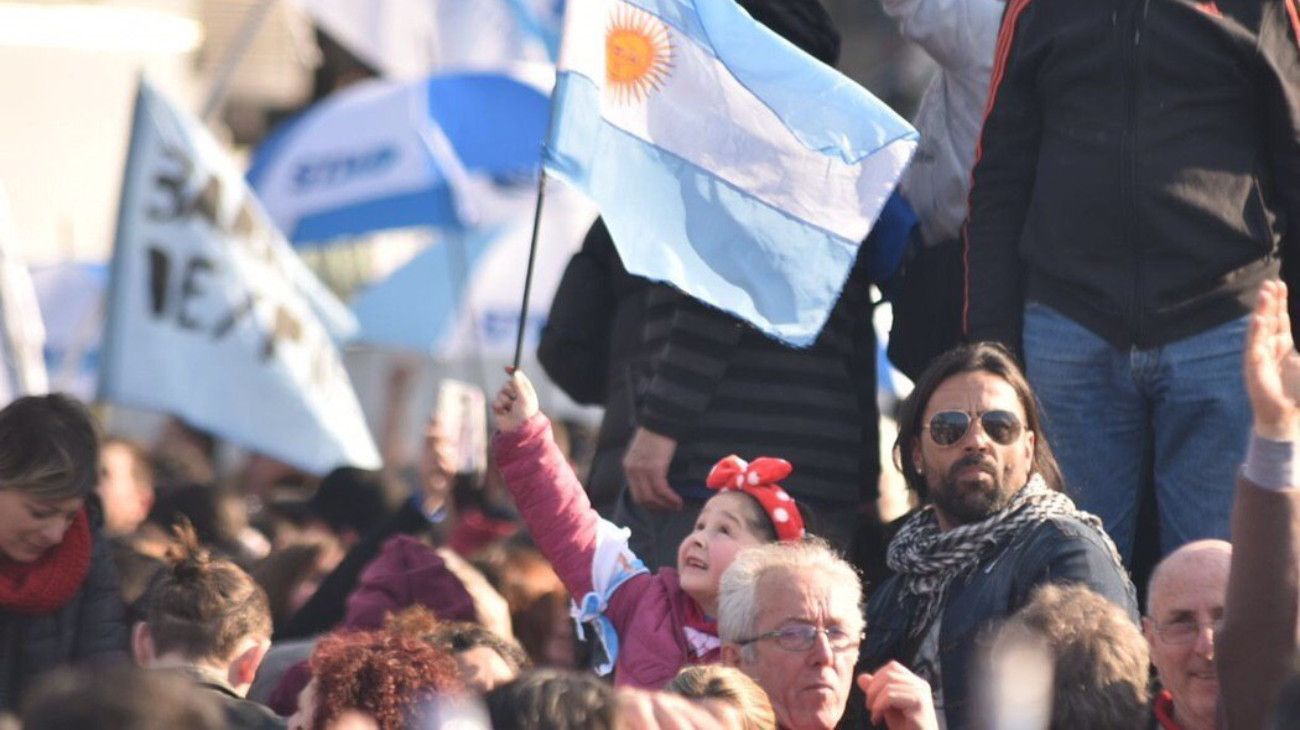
492,414,600,600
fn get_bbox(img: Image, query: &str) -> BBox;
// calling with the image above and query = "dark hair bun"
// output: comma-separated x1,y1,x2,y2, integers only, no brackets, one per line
165,519,212,581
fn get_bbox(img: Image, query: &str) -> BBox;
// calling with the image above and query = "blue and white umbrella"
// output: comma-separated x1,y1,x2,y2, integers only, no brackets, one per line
350,184,597,357
248,68,553,246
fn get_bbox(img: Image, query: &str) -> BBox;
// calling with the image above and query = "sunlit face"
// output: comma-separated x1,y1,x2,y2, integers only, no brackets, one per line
0,489,83,563
97,442,153,536
736,570,861,730
1144,543,1231,730
911,371,1035,529
419,418,458,504
677,492,768,614
454,646,517,693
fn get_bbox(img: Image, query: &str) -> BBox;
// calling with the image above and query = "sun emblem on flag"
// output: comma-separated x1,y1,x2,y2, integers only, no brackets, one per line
605,5,672,104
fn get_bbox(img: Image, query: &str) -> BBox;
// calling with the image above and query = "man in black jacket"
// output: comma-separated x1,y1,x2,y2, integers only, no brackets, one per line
965,0,1300,564
862,342,1136,729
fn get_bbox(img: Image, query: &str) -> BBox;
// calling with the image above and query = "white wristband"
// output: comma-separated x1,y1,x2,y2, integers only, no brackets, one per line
1242,433,1300,491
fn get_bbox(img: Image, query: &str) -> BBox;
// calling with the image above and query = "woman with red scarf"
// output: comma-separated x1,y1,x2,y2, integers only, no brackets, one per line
0,394,126,710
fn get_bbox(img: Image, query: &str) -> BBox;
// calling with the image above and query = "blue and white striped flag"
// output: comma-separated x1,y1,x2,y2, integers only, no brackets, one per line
543,0,918,345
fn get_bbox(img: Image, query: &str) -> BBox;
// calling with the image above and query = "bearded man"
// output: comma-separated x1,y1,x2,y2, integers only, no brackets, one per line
861,342,1137,729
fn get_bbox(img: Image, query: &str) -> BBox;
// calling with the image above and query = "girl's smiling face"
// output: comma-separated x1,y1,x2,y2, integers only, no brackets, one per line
676,491,771,614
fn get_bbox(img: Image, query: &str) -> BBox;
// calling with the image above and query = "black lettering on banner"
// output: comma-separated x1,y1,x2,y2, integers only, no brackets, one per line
193,175,224,229
147,246,170,317
262,305,302,361
212,290,258,341
141,145,341,389
147,146,193,221
177,256,214,331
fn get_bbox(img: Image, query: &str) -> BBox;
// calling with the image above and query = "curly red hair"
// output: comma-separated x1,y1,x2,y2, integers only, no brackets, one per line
308,629,462,730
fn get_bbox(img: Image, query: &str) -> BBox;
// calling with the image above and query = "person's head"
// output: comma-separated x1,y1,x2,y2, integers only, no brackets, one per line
434,621,530,693
21,663,224,730
991,583,1149,730
485,669,615,730
288,629,462,730
895,342,1061,530
1143,539,1232,730
97,438,155,536
0,394,99,563
133,524,273,696
667,664,777,730
307,467,392,548
420,415,458,507
250,542,328,631
380,606,530,693
719,539,863,730
108,536,168,625
678,456,807,614
472,542,574,667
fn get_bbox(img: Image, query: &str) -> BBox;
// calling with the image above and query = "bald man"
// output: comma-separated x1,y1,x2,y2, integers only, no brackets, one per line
1143,540,1232,730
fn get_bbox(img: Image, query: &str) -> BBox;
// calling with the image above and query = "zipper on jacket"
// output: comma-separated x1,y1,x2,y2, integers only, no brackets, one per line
1122,0,1151,346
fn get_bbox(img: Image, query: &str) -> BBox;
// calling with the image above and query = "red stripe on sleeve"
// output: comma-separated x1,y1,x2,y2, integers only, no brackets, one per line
1285,0,1300,48
962,0,1036,336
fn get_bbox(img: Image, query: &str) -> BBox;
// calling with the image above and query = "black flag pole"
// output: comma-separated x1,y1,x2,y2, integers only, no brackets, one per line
511,170,550,371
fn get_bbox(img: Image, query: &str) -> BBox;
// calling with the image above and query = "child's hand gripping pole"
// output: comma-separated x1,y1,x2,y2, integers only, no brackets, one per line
492,367,541,433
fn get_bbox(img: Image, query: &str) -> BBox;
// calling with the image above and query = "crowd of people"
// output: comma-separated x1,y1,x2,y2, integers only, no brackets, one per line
0,0,1295,726
0,278,1297,729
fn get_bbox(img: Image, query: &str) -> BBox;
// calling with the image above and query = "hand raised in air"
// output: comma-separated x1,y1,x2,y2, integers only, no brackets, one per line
492,368,540,434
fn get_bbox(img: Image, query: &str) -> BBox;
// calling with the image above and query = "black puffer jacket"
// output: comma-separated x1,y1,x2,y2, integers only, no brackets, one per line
860,516,1138,729
0,503,128,711
966,0,1300,351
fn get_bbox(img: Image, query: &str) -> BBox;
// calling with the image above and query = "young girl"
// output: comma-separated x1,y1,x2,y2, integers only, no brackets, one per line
492,370,806,688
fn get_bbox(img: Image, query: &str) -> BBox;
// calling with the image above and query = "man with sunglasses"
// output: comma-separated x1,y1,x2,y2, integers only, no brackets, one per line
861,342,1137,728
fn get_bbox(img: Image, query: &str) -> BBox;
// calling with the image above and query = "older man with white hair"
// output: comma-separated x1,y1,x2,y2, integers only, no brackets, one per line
719,539,938,730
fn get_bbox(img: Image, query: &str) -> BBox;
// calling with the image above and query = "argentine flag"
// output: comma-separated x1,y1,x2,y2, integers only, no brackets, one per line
544,0,918,346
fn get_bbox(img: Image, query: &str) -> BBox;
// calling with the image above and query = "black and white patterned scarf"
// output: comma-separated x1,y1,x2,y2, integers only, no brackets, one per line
886,473,1124,637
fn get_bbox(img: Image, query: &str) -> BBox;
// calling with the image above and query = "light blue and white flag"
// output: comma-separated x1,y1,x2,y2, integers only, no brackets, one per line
100,80,380,475
544,0,918,345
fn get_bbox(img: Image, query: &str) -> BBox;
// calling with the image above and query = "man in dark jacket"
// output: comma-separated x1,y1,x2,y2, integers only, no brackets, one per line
964,0,1300,564
861,343,1137,729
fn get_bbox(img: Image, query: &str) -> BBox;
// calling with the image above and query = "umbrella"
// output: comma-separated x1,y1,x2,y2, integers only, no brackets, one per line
350,183,596,358
247,68,553,245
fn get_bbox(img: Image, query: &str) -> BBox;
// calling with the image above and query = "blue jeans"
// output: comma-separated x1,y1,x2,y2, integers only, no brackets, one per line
1022,303,1250,562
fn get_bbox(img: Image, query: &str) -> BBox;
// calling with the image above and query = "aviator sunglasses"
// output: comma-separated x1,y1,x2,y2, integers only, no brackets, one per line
923,410,1024,447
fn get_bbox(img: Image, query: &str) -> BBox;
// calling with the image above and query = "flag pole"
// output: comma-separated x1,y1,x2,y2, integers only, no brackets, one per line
511,171,549,371
200,0,279,123
511,0,570,372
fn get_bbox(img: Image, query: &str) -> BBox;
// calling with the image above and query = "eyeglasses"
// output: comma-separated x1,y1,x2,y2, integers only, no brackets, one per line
738,623,863,653
1154,616,1225,646
923,410,1024,447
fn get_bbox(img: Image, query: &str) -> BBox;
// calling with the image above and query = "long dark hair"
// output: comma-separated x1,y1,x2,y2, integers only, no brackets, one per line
893,342,1064,501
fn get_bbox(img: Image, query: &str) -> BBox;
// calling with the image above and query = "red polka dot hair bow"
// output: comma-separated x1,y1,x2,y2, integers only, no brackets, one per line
705,455,805,542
